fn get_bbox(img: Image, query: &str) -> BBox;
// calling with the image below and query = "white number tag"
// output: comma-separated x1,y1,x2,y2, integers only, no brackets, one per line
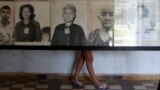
65,28,70,34
24,27,29,34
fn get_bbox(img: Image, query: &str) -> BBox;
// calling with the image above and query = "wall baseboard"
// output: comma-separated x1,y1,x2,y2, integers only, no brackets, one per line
0,73,159,81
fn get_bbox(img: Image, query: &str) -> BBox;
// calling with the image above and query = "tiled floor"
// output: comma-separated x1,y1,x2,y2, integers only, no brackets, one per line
60,80,159,90
0,79,49,90
0,79,159,90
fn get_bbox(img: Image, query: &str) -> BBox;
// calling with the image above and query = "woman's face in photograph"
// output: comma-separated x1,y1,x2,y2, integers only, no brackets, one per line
22,7,31,20
98,8,114,30
63,8,75,22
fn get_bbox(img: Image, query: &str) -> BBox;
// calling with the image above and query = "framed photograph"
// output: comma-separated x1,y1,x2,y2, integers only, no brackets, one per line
14,0,50,46
114,0,159,47
0,1,14,45
51,0,88,46
136,0,158,46
114,0,137,46
87,0,114,47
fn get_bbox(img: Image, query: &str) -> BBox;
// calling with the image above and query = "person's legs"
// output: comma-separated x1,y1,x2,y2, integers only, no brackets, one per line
73,52,85,82
82,50,101,87
73,50,108,89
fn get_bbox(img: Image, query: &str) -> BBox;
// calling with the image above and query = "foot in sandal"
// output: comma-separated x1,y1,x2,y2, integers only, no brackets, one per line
71,81,84,89
96,83,109,90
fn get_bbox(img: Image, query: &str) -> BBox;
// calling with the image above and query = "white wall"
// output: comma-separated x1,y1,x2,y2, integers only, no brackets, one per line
0,50,160,74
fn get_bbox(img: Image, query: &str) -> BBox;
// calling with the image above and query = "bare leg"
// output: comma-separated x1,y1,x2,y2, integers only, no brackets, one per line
73,52,85,81
73,50,107,88
82,50,101,87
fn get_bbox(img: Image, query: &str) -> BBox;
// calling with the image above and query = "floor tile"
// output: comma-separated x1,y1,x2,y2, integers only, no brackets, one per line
60,85,72,89
12,84,25,88
133,85,147,90
36,84,48,88
27,81,39,85
22,88,35,90
109,85,122,89
85,85,96,89
0,87,10,90
142,83,155,86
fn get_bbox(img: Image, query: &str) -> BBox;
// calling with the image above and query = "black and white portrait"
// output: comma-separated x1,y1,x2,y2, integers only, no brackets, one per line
51,0,87,46
0,1,14,45
41,27,50,42
15,4,41,42
15,1,50,45
88,0,114,46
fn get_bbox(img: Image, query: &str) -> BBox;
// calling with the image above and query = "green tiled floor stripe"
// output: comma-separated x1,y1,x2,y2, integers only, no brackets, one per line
48,79,62,90
117,80,135,90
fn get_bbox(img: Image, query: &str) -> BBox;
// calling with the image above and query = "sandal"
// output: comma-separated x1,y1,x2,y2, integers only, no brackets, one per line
97,84,109,90
71,81,84,89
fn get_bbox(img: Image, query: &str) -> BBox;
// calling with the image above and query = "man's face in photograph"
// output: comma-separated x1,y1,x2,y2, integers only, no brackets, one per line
0,8,11,25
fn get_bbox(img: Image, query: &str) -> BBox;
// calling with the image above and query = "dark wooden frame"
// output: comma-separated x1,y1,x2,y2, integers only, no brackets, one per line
1,45,160,50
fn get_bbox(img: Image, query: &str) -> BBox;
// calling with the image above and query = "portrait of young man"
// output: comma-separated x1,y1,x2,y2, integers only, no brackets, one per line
0,3,14,45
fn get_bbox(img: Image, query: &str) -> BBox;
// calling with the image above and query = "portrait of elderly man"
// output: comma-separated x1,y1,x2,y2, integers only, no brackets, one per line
88,5,114,46
0,5,13,45
51,4,86,46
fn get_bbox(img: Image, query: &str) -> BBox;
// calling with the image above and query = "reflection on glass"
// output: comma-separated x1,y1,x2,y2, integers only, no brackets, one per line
137,2,157,46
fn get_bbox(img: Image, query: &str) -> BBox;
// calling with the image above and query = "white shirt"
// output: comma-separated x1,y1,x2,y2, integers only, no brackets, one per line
0,23,13,45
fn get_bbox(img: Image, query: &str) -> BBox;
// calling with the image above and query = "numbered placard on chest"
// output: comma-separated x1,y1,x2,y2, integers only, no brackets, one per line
64,28,70,34
24,27,29,34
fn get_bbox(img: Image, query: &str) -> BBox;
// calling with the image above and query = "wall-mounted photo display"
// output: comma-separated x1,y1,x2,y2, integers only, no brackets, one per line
14,0,51,46
51,0,88,46
0,1,14,45
0,0,160,50
88,0,114,46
